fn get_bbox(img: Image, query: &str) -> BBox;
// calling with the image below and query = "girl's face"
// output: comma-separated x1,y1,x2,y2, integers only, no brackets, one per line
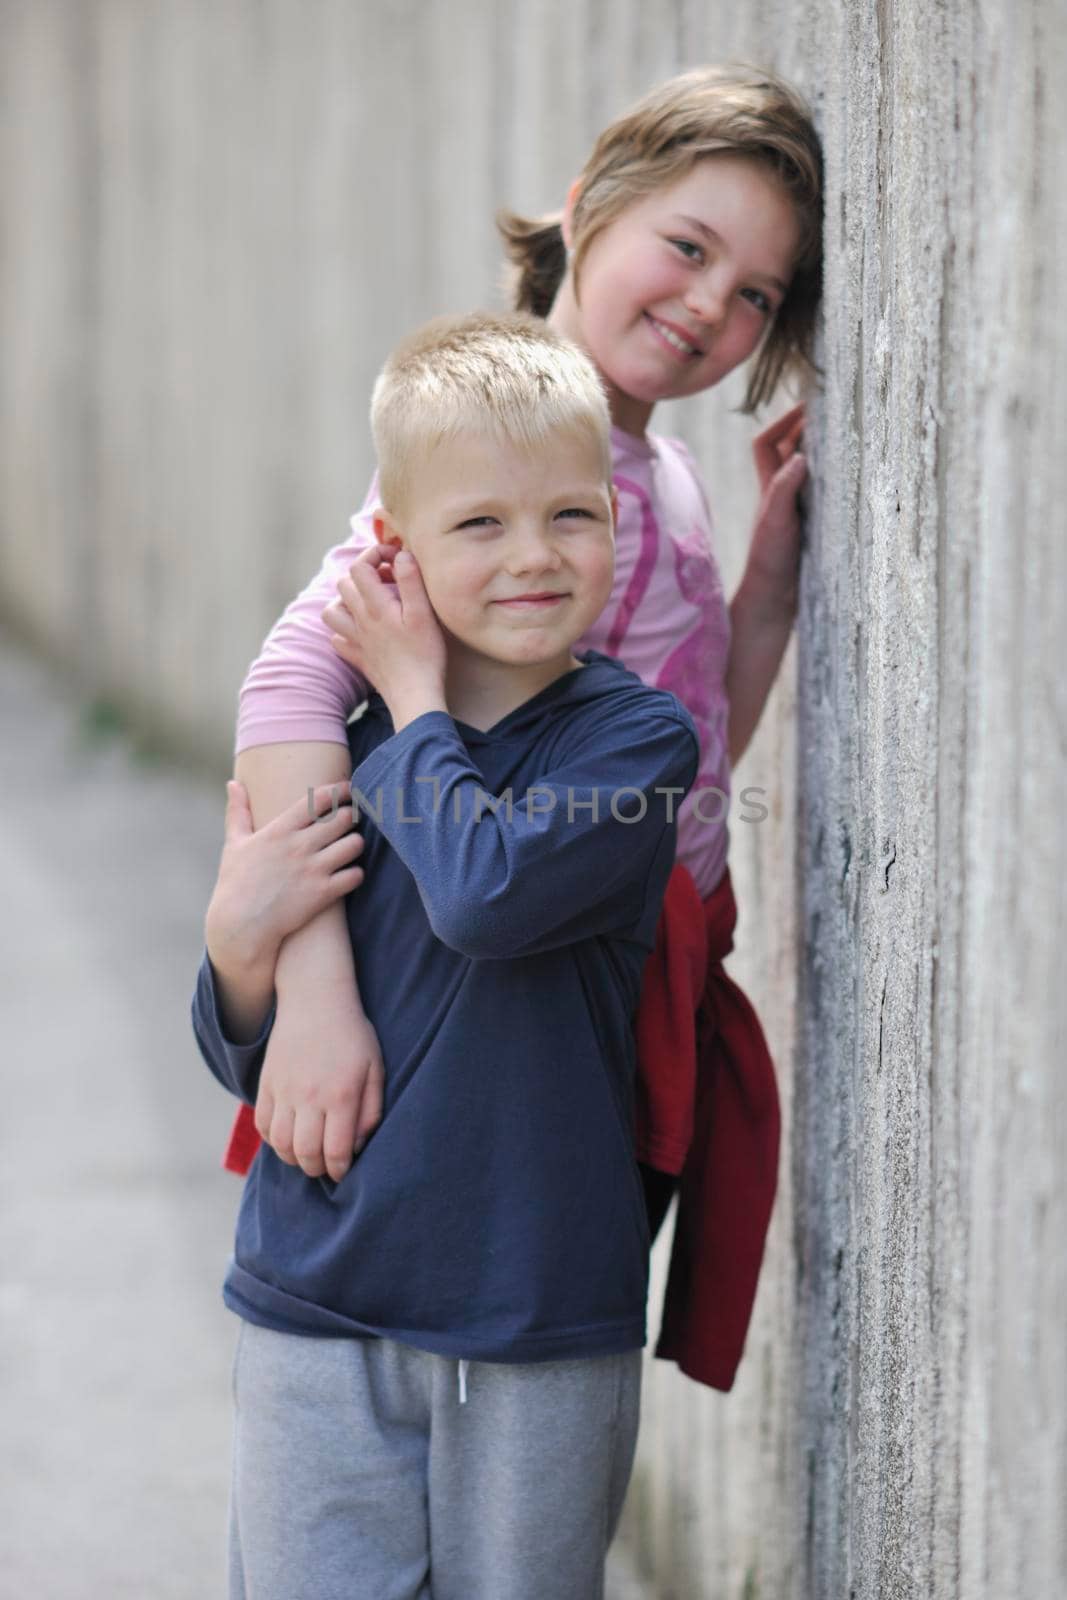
552,155,802,435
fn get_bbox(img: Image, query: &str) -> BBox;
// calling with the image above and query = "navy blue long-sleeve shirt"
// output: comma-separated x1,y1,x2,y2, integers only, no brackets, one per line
193,651,698,1362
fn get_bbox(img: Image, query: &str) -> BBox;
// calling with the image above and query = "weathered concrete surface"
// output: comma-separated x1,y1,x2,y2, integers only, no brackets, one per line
1,3,1065,1598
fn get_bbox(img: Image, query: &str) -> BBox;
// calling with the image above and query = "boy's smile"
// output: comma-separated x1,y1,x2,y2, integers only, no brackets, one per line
379,427,616,723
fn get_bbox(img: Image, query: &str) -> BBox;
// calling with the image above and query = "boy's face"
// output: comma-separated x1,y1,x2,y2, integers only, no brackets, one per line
382,426,616,674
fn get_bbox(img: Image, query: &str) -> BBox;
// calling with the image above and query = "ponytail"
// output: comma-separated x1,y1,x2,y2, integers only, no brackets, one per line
496,209,568,317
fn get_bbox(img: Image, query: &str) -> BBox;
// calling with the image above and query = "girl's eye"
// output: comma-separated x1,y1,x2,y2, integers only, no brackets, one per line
670,238,703,262
741,287,773,316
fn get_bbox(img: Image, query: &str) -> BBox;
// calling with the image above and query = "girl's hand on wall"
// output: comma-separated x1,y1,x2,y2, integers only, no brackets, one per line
204,781,365,977
745,401,809,616
324,544,449,732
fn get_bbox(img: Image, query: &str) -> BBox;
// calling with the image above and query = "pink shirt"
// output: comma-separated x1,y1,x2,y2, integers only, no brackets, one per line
237,426,732,896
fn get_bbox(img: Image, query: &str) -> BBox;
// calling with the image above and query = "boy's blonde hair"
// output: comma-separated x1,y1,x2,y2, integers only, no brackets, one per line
371,311,612,515
498,64,823,413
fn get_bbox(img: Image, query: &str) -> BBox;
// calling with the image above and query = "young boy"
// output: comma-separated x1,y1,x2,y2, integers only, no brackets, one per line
193,312,698,1600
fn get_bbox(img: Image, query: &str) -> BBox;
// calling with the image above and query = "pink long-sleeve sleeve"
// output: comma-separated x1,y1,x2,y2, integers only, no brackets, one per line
234,483,380,755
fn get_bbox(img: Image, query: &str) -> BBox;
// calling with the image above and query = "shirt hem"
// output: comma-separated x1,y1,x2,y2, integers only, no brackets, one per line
223,1274,646,1365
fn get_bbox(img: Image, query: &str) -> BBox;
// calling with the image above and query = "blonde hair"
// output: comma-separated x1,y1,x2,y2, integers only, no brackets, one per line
498,64,823,413
371,311,612,513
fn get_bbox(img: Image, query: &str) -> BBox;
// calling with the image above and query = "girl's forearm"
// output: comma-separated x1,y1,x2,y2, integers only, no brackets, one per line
725,575,796,767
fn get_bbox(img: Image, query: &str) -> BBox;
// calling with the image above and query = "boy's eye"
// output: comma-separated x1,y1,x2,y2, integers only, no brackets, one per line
555,507,595,521
670,238,703,262
456,516,499,530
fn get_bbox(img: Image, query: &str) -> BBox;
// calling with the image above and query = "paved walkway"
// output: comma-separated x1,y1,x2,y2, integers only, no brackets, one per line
0,634,648,1600
0,636,239,1597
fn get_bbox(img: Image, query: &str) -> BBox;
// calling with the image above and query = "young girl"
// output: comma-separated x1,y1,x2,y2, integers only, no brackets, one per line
220,63,823,1390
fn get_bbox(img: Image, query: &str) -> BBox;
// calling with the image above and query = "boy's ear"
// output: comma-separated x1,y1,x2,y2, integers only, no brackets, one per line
609,486,619,528
373,510,404,548
561,178,582,250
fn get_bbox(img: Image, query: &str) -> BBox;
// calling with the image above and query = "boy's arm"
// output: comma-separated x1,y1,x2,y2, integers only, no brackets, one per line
355,707,697,960
193,950,276,1106
726,403,808,766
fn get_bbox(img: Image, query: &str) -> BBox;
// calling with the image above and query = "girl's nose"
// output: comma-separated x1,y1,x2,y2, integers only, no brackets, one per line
684,274,729,328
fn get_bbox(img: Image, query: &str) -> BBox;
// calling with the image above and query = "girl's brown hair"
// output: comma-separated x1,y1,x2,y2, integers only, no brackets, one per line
498,65,823,413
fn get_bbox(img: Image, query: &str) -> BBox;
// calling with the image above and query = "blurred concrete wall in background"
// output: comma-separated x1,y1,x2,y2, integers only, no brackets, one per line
2,3,1064,1597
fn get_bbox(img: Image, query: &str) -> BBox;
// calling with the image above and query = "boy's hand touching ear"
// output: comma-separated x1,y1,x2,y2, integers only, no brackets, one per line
324,544,449,732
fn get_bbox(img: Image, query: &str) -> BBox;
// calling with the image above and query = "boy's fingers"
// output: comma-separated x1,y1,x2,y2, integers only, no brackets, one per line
335,574,362,619
268,1104,298,1165
292,1107,328,1178
351,542,395,572
393,551,432,619
323,1107,358,1183
354,1059,385,1148
254,1085,276,1144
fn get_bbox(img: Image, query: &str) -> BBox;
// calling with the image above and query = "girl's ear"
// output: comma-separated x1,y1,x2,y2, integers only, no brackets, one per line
373,510,404,548
561,178,582,250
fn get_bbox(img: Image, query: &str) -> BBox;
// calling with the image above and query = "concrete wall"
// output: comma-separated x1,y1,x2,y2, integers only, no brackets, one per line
2,3,1064,1597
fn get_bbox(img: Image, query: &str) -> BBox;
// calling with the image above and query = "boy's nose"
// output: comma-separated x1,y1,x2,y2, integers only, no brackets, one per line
507,532,563,574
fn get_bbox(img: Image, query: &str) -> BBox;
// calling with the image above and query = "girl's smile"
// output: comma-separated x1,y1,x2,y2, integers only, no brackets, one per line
550,154,802,435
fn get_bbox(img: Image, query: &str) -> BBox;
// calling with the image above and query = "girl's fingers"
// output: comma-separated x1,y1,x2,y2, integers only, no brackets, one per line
305,796,356,840
756,430,806,490
320,864,365,900
320,832,365,872
294,786,353,829
762,400,805,436
224,779,254,840
767,453,808,505
754,409,804,456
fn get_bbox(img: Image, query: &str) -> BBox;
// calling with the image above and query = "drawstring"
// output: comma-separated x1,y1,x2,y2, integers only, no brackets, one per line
457,1359,469,1404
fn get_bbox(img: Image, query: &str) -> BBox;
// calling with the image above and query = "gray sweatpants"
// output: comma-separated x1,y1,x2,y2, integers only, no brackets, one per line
228,1320,642,1600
